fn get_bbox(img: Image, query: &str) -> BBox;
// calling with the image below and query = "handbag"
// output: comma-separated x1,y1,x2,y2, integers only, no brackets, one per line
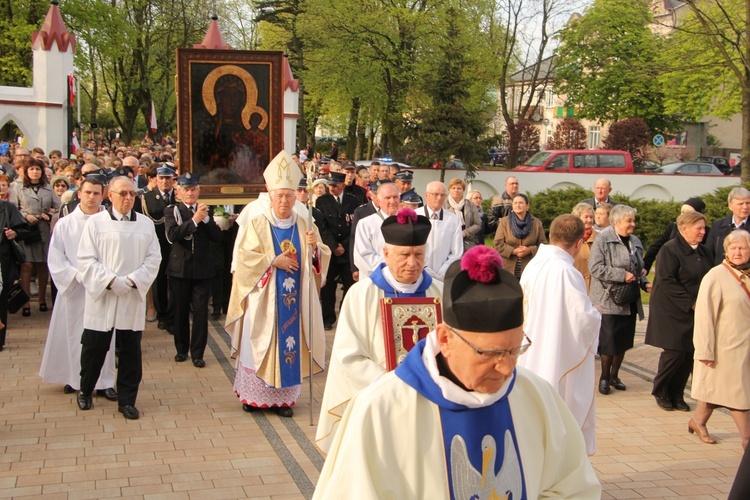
606,281,640,306
24,224,42,244
7,282,29,314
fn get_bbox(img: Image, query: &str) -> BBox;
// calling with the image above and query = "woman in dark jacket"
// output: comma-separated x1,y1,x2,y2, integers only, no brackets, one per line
645,211,712,411
0,199,30,351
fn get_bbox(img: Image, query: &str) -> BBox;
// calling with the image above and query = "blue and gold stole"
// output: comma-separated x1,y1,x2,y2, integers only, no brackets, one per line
396,341,527,500
271,224,302,388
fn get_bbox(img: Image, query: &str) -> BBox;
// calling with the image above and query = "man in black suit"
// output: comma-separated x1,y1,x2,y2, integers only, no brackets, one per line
580,178,619,209
165,173,222,367
707,187,750,264
140,165,176,331
316,171,359,329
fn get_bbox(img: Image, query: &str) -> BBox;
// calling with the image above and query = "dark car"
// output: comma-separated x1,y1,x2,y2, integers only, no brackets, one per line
653,162,724,175
729,162,742,176
695,156,731,174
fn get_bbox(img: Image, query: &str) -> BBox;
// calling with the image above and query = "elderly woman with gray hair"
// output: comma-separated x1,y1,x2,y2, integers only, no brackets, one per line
690,230,750,448
589,204,652,395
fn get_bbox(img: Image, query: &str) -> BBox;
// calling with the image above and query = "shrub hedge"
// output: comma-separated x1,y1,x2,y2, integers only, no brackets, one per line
481,183,750,249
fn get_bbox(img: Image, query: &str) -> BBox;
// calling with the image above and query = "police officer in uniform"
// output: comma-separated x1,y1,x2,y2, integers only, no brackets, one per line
315,171,359,329
140,165,176,331
164,173,222,367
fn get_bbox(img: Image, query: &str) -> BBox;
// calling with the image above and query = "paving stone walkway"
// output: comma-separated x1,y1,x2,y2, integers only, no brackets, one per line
0,303,743,499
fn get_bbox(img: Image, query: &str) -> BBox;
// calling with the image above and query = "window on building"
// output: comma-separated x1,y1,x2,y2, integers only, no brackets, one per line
546,89,554,107
588,126,601,149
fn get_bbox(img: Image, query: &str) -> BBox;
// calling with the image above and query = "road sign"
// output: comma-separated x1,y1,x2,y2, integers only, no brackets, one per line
653,134,665,147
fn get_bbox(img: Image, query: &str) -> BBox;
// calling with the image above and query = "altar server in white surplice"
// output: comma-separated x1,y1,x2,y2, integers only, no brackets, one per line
314,246,600,499
316,208,442,455
39,178,117,397
76,176,161,420
226,151,331,418
518,214,601,455
416,181,462,281
352,182,401,277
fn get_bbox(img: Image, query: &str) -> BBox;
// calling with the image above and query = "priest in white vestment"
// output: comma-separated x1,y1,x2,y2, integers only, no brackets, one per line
518,214,602,455
352,182,401,277
40,178,116,396
316,208,443,454
77,176,161,419
417,181,462,281
314,246,600,499
226,151,331,417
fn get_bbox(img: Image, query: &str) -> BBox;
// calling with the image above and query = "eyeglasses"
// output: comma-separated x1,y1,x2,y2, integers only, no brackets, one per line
426,192,447,198
446,324,531,361
111,190,137,198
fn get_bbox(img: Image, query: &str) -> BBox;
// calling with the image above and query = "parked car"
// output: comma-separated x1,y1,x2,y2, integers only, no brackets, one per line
354,159,412,170
652,162,724,175
695,156,731,174
642,160,661,172
729,162,742,176
513,150,634,174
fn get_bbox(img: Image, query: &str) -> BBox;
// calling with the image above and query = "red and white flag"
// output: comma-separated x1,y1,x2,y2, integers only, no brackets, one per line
149,101,158,133
68,73,76,106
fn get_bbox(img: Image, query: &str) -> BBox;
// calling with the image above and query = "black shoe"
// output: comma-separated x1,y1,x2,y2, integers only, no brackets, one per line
175,353,187,362
655,396,674,411
39,303,48,312
275,406,294,417
324,324,334,331
192,358,205,368
63,384,76,394
598,379,610,395
118,405,140,420
22,308,30,317
166,325,175,335
610,377,627,391
96,388,118,401
673,400,691,412
77,392,92,410
157,320,167,330
211,308,221,319
242,404,257,413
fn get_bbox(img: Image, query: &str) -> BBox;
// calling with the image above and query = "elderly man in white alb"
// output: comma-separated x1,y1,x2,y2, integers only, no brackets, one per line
314,246,601,498
417,181,462,281
316,208,443,454
353,181,401,277
226,151,331,417
518,214,602,455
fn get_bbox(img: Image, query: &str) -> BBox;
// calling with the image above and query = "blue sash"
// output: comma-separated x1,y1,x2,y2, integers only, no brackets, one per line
396,341,527,500
369,263,433,298
271,225,302,388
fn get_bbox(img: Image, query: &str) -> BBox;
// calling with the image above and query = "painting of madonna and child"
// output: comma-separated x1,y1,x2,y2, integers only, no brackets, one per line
177,49,284,191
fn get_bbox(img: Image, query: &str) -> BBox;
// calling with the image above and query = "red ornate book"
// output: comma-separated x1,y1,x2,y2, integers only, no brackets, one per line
380,297,443,371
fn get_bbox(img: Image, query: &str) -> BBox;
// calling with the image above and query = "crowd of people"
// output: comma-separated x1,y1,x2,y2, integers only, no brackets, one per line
1,137,749,496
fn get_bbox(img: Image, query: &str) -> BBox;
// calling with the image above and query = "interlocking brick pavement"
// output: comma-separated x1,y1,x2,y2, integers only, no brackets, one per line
0,299,743,499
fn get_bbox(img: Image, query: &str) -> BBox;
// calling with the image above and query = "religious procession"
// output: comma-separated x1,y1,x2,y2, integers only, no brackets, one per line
2,1,750,498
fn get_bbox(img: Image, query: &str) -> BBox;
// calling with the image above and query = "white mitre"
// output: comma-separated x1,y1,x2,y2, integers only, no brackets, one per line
263,150,302,191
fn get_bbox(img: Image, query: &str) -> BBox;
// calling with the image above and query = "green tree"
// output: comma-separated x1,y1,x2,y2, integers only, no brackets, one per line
555,0,671,132
405,7,494,179
0,0,49,87
659,0,749,182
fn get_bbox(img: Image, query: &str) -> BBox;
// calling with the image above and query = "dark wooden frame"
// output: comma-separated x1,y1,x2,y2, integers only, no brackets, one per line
176,49,284,200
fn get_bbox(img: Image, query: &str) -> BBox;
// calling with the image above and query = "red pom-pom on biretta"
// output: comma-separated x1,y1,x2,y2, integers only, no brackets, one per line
461,246,503,284
396,208,418,225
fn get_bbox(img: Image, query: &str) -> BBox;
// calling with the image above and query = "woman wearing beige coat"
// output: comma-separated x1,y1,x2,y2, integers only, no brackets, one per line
493,193,546,278
691,230,750,449
572,202,597,292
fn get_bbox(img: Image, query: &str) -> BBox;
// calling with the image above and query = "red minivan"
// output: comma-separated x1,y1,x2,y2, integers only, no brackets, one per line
513,150,634,173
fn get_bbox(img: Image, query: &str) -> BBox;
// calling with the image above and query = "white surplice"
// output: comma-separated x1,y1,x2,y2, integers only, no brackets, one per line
39,206,115,390
416,207,462,281
315,273,443,455
352,211,387,277
77,210,161,332
518,243,601,455
313,332,601,499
